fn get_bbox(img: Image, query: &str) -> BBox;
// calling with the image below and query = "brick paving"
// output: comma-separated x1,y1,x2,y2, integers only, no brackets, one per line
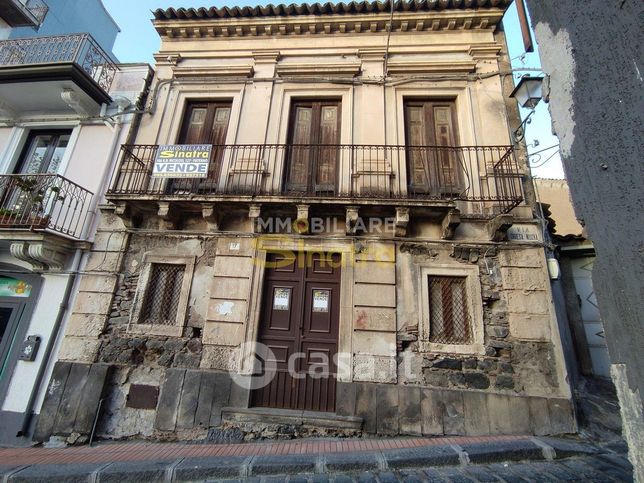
0,435,526,467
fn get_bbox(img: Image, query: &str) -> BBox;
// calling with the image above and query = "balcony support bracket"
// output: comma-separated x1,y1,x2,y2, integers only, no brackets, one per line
61,88,95,117
441,209,461,240
295,204,310,234
345,206,359,235
113,202,140,229
487,214,514,242
10,241,68,272
157,202,179,230
0,99,17,119
249,203,262,234
202,203,221,231
395,207,410,237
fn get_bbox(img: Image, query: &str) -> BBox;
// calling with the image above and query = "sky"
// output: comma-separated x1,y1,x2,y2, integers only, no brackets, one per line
103,0,564,179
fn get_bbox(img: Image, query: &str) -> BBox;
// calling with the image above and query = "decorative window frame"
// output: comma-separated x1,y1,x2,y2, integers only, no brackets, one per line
418,264,485,355
128,254,196,337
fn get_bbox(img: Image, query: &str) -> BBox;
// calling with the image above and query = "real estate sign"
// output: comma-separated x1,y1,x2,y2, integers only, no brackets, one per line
152,144,212,178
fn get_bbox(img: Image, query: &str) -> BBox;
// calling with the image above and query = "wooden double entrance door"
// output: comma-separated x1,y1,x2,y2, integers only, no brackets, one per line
251,252,341,412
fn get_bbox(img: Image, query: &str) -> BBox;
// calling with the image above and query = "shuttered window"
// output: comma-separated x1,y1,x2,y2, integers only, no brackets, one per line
428,276,472,344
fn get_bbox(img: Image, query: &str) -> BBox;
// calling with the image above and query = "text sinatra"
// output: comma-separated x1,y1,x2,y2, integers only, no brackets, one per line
153,144,212,178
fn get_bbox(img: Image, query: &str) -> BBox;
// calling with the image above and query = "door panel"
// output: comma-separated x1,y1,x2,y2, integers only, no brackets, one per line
404,100,462,196
285,101,340,194
252,252,341,412
0,302,25,382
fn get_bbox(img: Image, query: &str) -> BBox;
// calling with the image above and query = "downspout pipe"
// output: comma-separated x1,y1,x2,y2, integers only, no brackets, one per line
17,248,83,437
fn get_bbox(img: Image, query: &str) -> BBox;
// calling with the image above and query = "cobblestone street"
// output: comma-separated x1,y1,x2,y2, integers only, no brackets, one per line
267,454,634,483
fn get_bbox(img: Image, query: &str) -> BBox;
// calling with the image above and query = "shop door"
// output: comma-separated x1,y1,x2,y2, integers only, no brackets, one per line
0,301,25,381
251,252,341,412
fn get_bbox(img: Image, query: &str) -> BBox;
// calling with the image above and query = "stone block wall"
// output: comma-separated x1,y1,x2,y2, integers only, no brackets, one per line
396,243,568,400
352,241,397,384
47,207,572,441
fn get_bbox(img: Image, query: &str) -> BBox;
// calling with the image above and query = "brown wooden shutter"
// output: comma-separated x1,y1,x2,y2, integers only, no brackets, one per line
175,101,232,192
404,100,462,196
286,100,340,194
316,105,339,191
287,106,313,191
405,104,431,192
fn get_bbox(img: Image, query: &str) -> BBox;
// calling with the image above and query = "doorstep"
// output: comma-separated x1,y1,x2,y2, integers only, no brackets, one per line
221,406,363,431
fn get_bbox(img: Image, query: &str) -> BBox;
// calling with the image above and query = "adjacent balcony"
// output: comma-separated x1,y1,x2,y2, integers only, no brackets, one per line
0,0,48,28
108,144,524,217
0,174,93,239
0,33,117,117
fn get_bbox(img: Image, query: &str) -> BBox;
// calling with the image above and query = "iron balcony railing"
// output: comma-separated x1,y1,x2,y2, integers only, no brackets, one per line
0,174,93,239
21,0,48,25
0,33,117,91
109,144,524,214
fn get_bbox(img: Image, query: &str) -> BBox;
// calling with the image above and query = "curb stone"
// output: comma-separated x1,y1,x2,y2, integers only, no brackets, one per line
382,446,460,469
459,439,544,464
173,456,248,481
249,454,317,476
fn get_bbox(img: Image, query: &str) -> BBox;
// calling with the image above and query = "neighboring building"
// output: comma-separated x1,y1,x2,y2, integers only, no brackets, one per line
7,0,119,56
38,0,575,443
525,2,643,478
0,0,49,39
535,178,610,379
0,0,152,445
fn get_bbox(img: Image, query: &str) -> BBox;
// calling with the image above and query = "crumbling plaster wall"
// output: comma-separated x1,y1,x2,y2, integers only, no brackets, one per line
525,1,643,478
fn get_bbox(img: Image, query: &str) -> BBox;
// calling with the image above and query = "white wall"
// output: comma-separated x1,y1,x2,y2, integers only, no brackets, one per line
0,255,70,413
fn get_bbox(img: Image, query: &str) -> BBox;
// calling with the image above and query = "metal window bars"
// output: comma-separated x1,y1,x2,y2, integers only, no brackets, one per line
0,33,117,91
428,276,472,345
140,264,186,326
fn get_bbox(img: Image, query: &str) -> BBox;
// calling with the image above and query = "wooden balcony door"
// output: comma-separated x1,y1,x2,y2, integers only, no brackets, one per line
285,100,340,194
251,252,341,412
172,101,231,193
404,100,464,196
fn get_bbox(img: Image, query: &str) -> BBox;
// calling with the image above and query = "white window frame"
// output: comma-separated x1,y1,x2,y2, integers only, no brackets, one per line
128,254,195,337
0,123,80,176
418,264,484,355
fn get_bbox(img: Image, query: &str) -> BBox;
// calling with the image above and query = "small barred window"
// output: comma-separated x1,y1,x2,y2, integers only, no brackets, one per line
428,276,472,344
140,263,185,325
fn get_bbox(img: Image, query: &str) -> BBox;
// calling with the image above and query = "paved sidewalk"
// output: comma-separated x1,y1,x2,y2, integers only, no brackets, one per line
0,435,631,482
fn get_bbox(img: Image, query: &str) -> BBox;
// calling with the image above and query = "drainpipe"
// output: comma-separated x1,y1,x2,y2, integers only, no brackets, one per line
17,248,83,437
17,105,128,437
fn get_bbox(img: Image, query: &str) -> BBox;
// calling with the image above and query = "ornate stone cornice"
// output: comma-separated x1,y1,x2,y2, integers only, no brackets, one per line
154,10,504,40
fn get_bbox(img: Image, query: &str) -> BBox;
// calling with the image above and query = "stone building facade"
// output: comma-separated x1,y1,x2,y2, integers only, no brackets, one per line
36,0,575,443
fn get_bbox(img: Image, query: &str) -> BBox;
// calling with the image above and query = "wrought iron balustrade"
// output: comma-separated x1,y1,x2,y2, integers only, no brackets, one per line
21,0,49,25
0,33,117,91
0,174,93,239
109,143,524,214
